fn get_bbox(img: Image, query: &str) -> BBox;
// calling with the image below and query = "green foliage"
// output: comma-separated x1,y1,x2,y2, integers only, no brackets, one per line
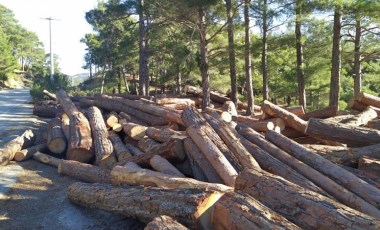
30,73,71,99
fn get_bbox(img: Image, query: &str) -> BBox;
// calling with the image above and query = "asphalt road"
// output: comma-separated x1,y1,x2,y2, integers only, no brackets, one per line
0,88,143,229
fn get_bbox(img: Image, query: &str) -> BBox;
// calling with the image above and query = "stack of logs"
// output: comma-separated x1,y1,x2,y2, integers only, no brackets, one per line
2,86,380,229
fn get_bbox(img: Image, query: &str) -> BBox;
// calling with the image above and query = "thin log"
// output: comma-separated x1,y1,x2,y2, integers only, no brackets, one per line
58,159,111,183
14,143,47,162
0,129,36,165
149,155,185,177
32,151,61,167
235,168,380,229
43,89,57,100
47,117,66,154
301,105,338,120
125,143,145,156
266,130,380,209
359,156,380,176
108,131,132,161
119,111,149,126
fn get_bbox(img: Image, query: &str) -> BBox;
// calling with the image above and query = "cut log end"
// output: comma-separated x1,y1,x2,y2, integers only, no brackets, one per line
66,149,94,163
48,138,66,154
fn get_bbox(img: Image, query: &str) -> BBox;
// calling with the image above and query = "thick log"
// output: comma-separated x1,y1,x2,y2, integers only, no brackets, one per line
146,127,187,143
14,143,47,162
56,90,79,114
47,117,66,154
88,106,116,168
138,137,176,158
261,105,305,119
266,130,380,209
280,128,306,139
343,166,380,190
108,131,132,161
0,129,36,165
33,105,62,118
261,100,307,133
367,119,380,130
203,113,261,170
212,191,300,230
340,106,378,127
156,98,195,110
149,155,185,177
235,168,380,229
122,122,147,140
58,160,111,183
186,125,238,186
68,182,223,228
184,138,223,184
119,111,149,126
78,98,94,108
145,216,188,230
111,163,231,192
60,113,70,140
32,151,61,167
306,118,380,146
43,89,57,100
301,105,338,120
105,111,119,128
222,101,237,117
237,125,380,215
356,92,380,108
359,156,380,176
125,143,145,156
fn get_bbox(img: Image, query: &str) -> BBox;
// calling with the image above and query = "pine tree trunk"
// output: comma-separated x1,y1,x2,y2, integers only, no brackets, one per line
354,15,362,98
295,0,306,109
198,6,210,110
225,0,237,106
244,0,254,115
329,7,342,107
262,0,269,100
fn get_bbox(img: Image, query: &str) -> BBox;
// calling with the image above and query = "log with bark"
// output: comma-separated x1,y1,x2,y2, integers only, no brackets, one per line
0,129,36,165
343,165,380,190
58,159,111,183
56,90,93,162
67,182,223,229
222,101,237,117
359,156,380,176
47,117,67,154
32,151,61,167
43,89,57,100
239,118,285,132
340,106,378,127
144,215,188,230
356,92,380,109
61,113,70,140
266,130,380,209
306,118,380,146
119,111,149,126
14,143,47,162
301,105,338,120
33,105,63,118
138,137,177,159
236,125,380,215
122,122,147,140
235,168,380,228
367,119,380,130
261,105,305,119
108,131,132,161
125,143,145,156
87,106,116,168
149,155,185,177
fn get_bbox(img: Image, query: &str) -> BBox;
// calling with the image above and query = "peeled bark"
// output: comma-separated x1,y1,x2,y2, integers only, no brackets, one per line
58,159,111,183
266,130,380,209
235,168,380,229
150,155,185,177
47,117,67,154
0,129,36,165
14,143,47,162
145,216,188,230
108,131,132,161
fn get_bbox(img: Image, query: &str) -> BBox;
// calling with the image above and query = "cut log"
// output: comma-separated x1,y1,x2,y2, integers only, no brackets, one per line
343,166,380,190
108,131,132,161
261,105,305,119
356,92,380,108
156,98,195,110
88,106,116,168
186,125,238,186
56,90,93,163
367,119,380,130
203,113,261,170
146,127,187,143
33,105,63,118
301,105,338,120
222,101,237,117
14,143,47,162
266,130,380,209
122,122,147,140
340,106,378,127
306,118,380,146
60,113,70,140
212,191,300,230
235,168,380,229
47,117,67,154
144,216,188,230
119,111,149,126
58,159,111,183
32,151,61,167
149,155,185,177
0,129,36,165
125,143,145,156
239,118,285,132
237,125,380,215
111,163,231,192
184,138,223,184
280,128,306,139
261,100,307,133
359,156,380,176
105,111,119,128
111,123,123,132
43,89,57,100
78,98,94,108
67,182,223,229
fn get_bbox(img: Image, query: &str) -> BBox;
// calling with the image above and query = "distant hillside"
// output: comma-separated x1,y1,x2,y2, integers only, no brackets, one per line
71,73,90,86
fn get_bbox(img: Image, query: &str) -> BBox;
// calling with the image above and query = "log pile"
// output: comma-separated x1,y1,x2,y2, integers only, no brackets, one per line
4,88,380,229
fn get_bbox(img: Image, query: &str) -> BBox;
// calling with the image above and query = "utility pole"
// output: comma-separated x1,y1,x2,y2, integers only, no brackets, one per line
41,17,59,83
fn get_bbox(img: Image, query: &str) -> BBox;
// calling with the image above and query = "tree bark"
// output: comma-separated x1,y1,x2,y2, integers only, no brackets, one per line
47,117,66,154
32,151,61,167
33,105,62,118
340,106,378,127
198,7,210,110
108,131,132,161
367,119,380,130
61,113,70,140
295,0,306,109
354,16,362,98
356,92,380,109
301,105,338,120
329,7,342,107
150,155,185,177
125,143,145,156
138,0,149,96
359,156,380,177
14,143,46,162
87,106,116,168
235,168,380,229
262,0,269,101
58,159,111,183
0,129,36,165
146,127,186,143
43,89,57,100
244,0,254,115
266,130,380,209
145,215,188,230
306,118,380,146
68,182,223,228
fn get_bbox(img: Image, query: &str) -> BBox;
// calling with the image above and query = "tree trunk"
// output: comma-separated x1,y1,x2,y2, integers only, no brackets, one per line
58,159,111,183
33,105,63,118
213,191,300,230
138,0,149,96
262,0,269,101
0,129,36,165
108,131,132,161
149,155,185,177
340,106,378,127
301,105,338,120
225,0,237,106
14,143,47,162
125,143,145,156
244,0,254,115
238,126,380,216
145,216,188,230
146,127,186,143
47,117,67,154
354,15,362,98
356,92,380,108
186,125,238,186
235,168,380,229
68,182,223,229
329,7,342,107
359,156,380,177
295,0,306,109
198,7,210,110
87,106,116,168
32,151,61,167
266,130,380,209
306,118,380,146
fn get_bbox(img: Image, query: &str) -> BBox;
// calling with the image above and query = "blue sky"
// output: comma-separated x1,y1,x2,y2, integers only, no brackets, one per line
0,0,99,76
